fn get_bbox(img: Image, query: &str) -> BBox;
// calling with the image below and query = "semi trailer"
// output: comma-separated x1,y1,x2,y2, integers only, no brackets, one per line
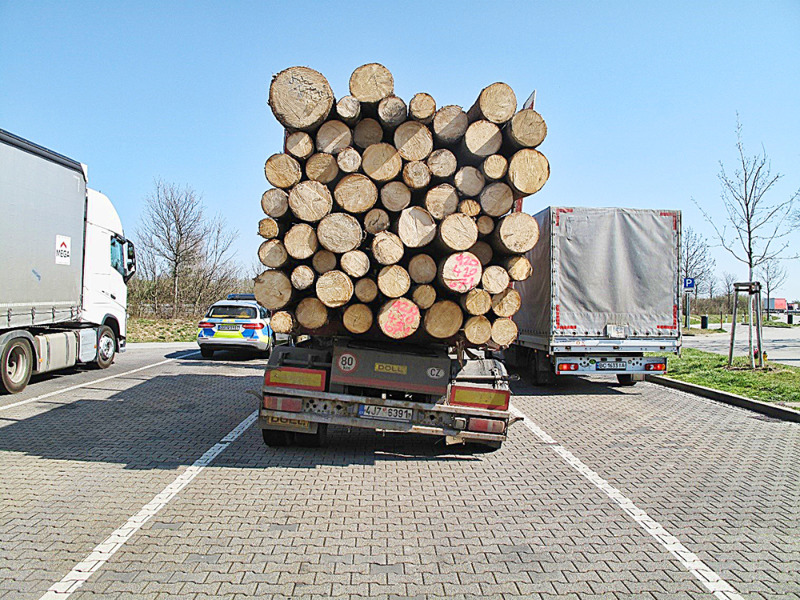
0,129,136,393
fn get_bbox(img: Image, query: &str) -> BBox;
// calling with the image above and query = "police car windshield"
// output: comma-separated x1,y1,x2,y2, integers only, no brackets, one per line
207,305,257,319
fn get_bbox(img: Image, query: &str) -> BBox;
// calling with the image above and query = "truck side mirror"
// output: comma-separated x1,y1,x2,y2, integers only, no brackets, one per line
124,241,137,282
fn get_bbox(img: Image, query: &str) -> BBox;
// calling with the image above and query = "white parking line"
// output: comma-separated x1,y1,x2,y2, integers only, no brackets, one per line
509,405,744,600
0,350,200,413
38,409,258,600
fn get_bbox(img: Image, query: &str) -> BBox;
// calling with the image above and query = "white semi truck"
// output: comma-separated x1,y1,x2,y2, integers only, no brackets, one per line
0,129,136,393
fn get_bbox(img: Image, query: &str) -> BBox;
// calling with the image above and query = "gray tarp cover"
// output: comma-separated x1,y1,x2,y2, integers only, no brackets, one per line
514,207,680,338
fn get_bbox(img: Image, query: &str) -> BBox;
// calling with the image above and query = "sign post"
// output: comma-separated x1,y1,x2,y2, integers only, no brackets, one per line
682,277,695,328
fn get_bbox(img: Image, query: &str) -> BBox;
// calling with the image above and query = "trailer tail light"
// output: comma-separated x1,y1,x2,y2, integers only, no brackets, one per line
558,363,579,371
198,322,214,329
645,363,666,371
264,367,327,391
263,396,303,412
448,385,510,411
468,418,506,434
242,323,265,329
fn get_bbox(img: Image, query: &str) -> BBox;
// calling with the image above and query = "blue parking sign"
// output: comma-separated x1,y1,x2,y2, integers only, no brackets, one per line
683,277,695,290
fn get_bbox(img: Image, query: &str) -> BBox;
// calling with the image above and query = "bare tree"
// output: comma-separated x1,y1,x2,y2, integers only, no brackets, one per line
184,215,241,314
680,226,715,315
722,272,737,319
695,117,798,281
758,258,787,318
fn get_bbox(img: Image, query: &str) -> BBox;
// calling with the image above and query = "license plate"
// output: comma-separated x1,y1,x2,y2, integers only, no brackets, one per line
218,324,240,331
597,362,626,371
358,405,413,422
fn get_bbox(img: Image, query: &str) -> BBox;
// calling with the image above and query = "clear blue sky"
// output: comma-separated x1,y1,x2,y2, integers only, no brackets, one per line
2,1,799,300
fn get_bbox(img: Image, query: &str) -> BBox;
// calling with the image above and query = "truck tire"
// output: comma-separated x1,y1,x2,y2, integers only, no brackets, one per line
96,326,116,369
1,338,33,394
616,374,637,386
200,347,214,358
295,423,328,447
261,428,293,447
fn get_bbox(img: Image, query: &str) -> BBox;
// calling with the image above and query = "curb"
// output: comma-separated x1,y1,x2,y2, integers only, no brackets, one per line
645,375,800,423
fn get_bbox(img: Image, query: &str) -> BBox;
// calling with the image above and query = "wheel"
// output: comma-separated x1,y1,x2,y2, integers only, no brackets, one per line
200,347,214,358
261,428,293,447
295,423,328,447
1,338,33,394
95,326,116,369
616,374,637,386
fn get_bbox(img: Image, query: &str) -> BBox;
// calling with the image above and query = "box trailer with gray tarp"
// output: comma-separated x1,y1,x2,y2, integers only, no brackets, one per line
510,206,681,385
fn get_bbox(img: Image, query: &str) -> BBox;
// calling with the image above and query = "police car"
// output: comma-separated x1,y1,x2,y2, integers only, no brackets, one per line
197,294,274,358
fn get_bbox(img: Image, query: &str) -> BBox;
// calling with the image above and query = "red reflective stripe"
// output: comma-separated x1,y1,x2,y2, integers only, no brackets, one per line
263,396,303,412
555,305,576,330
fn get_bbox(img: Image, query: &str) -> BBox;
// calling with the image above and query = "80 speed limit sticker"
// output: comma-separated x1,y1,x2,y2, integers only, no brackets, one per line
337,352,358,373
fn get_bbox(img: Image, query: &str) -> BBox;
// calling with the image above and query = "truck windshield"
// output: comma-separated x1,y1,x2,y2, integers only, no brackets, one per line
207,305,257,319
110,236,125,277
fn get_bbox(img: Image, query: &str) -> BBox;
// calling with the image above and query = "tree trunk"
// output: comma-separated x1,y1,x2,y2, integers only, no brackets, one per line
476,215,495,237
491,288,521,317
354,277,378,303
295,297,328,330
467,82,517,124
377,264,411,298
479,182,514,216
427,148,457,179
371,231,405,265
258,217,280,239
343,303,373,334
402,161,432,190
454,166,485,197
315,120,352,155
460,288,491,315
480,154,508,181
336,95,361,126
305,152,339,184
264,153,302,189
290,264,315,290
504,108,547,149
491,212,540,254
433,105,468,145
316,213,363,253
425,183,459,220
364,208,390,235
394,120,433,161
424,300,463,339
507,148,550,196
377,95,407,130
340,250,370,278
409,92,436,124
260,188,289,218
460,120,503,162
353,118,383,149
378,298,420,339
437,212,478,251
288,180,333,222
408,254,437,284
334,173,378,213
258,239,289,268
481,265,510,294
463,315,492,345
469,240,493,266
254,269,293,310
268,66,334,132
412,284,436,309
285,131,314,160
458,199,481,217
270,311,295,334
490,317,518,346
380,181,411,212
504,255,533,281
311,249,337,274
396,206,437,248
336,146,362,173
349,63,394,103
362,143,403,182
316,270,354,307
439,252,482,293
283,223,319,259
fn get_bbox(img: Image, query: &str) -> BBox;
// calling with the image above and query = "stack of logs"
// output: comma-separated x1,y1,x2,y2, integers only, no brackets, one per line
254,63,548,347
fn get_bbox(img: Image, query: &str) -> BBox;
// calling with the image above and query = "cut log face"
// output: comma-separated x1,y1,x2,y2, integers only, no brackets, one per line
481,154,508,181
378,298,420,339
312,249,337,274
454,166,485,197
336,95,362,126
460,288,491,315
426,148,457,179
412,284,436,309
479,182,514,217
462,120,503,159
315,270,354,307
476,215,495,236
409,92,436,124
507,148,550,196
334,173,378,213
290,264,315,290
258,217,280,239
408,254,436,284
336,146,362,173
258,239,288,268
377,95,407,129
340,250,370,278
254,269,292,310
394,120,433,161
433,105,468,145
364,208,390,234
354,277,378,302
343,303,374,334
288,180,333,222
268,66,334,132
402,161,432,190
264,153,302,189
506,108,547,149
438,212,478,251
305,152,339,184
424,300,463,339
464,315,492,345
439,252,482,293
467,82,517,124
491,317,518,346
380,181,411,212
504,255,533,281
285,131,314,160
378,264,411,298
270,311,295,334
283,223,319,259
492,211,540,253
362,143,403,183
353,118,384,149
316,120,352,155
482,265,510,294
491,288,521,317
469,240,493,266
317,213,363,253
371,231,404,265
349,63,394,103
458,199,481,217
261,188,289,218
397,207,437,248
296,297,329,330
424,184,459,220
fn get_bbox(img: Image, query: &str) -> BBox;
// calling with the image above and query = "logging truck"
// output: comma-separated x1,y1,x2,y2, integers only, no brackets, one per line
510,206,681,385
0,129,136,394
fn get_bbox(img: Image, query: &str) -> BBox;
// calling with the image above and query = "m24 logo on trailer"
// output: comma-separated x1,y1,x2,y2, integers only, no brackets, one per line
55,235,71,265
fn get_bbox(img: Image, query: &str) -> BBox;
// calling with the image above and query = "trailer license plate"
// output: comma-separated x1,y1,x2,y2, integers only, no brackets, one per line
597,362,626,370
218,324,240,331
358,405,413,422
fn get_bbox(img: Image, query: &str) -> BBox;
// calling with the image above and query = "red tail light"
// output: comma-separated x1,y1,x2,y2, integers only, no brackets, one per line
557,363,579,371
467,418,506,434
198,322,214,328
243,323,265,329
263,396,303,412
645,363,666,371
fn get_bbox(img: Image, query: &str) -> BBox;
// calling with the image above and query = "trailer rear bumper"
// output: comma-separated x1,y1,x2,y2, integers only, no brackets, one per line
554,355,667,374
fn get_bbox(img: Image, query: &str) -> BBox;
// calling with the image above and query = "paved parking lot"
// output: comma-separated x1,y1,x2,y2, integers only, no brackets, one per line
1,343,798,599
